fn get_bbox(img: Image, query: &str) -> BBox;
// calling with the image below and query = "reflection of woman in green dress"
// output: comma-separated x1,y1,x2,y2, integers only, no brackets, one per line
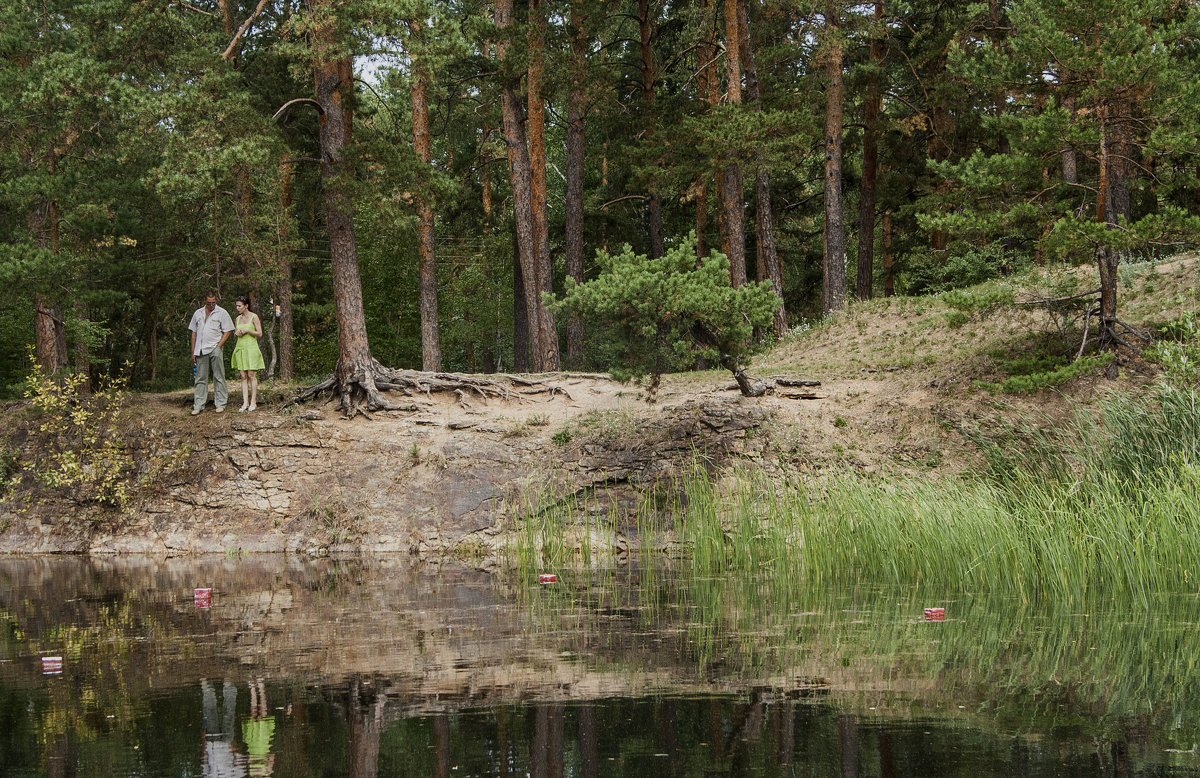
242,677,276,777
231,296,266,412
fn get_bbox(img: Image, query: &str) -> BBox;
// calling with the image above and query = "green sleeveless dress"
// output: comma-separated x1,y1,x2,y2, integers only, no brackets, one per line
231,315,266,371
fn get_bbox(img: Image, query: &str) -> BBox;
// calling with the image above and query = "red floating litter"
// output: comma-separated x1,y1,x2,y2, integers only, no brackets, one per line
538,574,557,584
42,656,63,675
194,588,212,608
924,607,946,621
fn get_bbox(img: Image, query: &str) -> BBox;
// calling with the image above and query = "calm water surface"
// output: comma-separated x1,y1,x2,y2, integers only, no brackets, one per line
1,555,1198,776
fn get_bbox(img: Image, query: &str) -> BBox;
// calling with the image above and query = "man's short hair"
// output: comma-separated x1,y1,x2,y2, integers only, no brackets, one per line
205,291,219,301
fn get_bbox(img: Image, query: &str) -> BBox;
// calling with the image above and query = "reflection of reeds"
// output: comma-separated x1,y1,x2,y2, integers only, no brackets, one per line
688,579,1200,745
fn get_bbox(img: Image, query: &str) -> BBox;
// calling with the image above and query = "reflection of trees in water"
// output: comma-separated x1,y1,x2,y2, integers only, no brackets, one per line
348,678,384,778
3,557,1197,774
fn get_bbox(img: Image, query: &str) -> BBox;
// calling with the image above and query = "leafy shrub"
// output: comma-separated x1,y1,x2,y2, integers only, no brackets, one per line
901,241,1022,296
1145,311,1200,385
945,310,970,329
21,359,133,510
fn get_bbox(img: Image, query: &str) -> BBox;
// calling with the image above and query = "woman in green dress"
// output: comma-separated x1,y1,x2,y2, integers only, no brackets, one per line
231,295,266,411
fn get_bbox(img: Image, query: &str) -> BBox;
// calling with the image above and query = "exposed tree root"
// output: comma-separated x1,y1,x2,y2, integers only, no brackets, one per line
1075,303,1152,359
284,358,577,417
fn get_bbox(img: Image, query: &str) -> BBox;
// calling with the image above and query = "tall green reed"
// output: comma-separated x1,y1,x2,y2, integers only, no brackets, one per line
670,385,1200,598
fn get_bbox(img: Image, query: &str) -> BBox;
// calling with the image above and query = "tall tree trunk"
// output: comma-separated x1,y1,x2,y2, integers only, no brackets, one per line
497,0,547,372
217,0,234,35
235,165,252,274
1061,95,1078,185
638,0,665,258
143,287,160,382
738,0,786,334
313,35,375,406
527,0,559,370
856,0,884,301
410,21,441,372
481,126,494,221
1105,98,1133,227
822,3,847,314
882,209,894,296
276,158,295,381
30,197,66,374
565,0,587,368
694,0,720,260
928,54,952,253
721,0,747,286
1097,107,1118,325
513,231,530,371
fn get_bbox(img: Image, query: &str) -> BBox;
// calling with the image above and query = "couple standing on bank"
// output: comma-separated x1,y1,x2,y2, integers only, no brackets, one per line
190,291,266,415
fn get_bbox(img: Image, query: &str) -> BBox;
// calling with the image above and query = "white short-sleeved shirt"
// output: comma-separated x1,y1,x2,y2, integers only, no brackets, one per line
189,305,235,356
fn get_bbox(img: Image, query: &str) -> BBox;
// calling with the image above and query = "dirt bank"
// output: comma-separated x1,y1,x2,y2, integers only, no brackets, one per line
6,254,1191,556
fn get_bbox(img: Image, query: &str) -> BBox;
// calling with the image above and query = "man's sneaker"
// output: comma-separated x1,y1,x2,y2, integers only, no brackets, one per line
191,409,202,416
215,406,225,413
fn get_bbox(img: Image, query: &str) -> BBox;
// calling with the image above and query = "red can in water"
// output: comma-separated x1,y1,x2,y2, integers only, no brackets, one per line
538,574,557,584
924,607,946,621
42,656,63,675
194,588,212,608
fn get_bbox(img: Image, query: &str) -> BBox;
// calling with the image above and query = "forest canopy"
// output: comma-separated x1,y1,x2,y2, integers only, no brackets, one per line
2,0,1198,398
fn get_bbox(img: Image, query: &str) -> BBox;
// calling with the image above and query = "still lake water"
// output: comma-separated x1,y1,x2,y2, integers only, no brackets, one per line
2,555,1199,777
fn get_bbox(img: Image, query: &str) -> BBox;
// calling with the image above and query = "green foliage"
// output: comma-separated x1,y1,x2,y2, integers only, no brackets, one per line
1145,311,1200,385
941,283,1017,328
944,311,970,329
20,358,132,511
976,353,1113,394
0,447,18,497
547,236,781,378
942,286,1016,316
901,242,1023,296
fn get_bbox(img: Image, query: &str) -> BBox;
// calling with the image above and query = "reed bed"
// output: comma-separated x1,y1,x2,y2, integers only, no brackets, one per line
674,385,1200,598
503,386,1200,598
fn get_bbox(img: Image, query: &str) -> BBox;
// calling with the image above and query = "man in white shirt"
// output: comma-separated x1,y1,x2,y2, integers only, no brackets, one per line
189,292,235,415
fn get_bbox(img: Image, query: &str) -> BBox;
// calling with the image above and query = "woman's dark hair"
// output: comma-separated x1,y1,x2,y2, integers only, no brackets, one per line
235,295,252,310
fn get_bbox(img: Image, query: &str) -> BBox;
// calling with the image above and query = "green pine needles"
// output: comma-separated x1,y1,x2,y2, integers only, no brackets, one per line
547,236,781,392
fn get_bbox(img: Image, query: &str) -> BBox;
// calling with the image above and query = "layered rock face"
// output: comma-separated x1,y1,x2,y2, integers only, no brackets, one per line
1,393,773,556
